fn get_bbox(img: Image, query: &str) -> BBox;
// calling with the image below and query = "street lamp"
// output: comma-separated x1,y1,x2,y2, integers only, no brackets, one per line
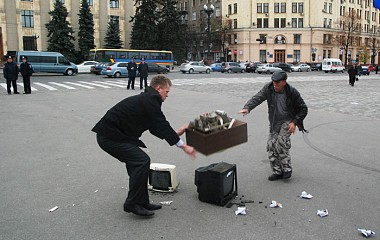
204,4,214,61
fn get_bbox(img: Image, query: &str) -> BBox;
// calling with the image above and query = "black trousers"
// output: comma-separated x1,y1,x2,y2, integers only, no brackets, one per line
23,75,31,93
349,75,355,86
140,76,147,89
96,134,150,206
6,79,18,93
127,77,136,89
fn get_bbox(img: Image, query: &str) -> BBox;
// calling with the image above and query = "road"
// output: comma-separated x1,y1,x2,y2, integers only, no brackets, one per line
0,70,379,240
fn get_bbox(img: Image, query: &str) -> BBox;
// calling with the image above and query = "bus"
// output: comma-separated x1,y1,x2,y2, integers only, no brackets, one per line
89,48,174,69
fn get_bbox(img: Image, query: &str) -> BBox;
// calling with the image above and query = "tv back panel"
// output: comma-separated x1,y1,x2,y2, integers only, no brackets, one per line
148,163,178,193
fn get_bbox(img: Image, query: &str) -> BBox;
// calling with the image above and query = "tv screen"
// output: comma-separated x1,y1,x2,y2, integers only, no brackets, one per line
149,170,172,191
222,170,234,197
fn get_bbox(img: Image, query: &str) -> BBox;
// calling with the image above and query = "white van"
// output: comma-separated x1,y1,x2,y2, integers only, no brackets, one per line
322,58,345,73
16,51,78,76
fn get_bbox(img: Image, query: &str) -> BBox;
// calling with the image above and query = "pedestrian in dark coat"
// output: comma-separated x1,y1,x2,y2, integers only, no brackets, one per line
3,55,19,94
376,65,379,74
19,56,34,94
127,57,137,90
348,64,357,86
92,75,196,217
138,58,148,90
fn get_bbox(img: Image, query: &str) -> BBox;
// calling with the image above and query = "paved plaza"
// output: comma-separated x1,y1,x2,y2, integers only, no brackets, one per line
0,72,379,240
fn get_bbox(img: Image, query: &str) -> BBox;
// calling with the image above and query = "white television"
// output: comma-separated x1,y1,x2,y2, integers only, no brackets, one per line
148,163,178,193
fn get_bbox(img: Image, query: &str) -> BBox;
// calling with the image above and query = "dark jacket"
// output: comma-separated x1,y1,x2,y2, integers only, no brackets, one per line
348,65,357,77
127,61,137,77
243,82,308,132
19,62,34,77
138,62,149,78
92,86,179,147
3,62,19,81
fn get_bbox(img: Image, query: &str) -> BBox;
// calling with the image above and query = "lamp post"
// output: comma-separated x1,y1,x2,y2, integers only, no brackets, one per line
33,33,39,51
203,4,214,61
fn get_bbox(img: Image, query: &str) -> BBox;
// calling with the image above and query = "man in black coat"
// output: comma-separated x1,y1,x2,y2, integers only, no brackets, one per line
19,56,34,94
127,57,137,90
348,64,357,87
138,58,149,90
92,75,196,217
3,55,19,95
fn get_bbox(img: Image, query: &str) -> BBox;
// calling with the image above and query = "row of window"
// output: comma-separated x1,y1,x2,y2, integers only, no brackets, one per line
20,0,121,7
256,18,303,28
256,2,304,14
258,50,336,63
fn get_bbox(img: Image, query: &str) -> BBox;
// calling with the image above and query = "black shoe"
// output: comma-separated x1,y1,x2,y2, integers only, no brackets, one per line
7,92,11,95
142,203,162,211
14,92,20,94
124,204,154,217
127,87,130,90
268,174,283,181
282,171,292,179
140,87,143,90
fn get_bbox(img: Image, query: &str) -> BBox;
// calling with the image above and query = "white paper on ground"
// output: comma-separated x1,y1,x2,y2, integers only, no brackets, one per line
235,207,246,215
269,200,283,208
317,209,328,217
357,228,375,237
300,191,313,199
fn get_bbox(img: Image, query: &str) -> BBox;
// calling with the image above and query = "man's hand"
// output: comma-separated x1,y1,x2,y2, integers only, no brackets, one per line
238,109,249,116
181,144,196,160
288,121,296,134
176,124,188,136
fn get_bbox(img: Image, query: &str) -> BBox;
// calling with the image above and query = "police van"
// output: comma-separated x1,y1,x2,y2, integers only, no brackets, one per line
322,58,345,73
16,51,78,76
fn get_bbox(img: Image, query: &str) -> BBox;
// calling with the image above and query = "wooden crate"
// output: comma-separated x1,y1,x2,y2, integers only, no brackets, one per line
185,120,248,155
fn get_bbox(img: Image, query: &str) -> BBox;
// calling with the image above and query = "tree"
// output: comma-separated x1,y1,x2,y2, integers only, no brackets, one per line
104,18,123,49
130,0,159,49
333,10,361,66
45,0,75,61
78,0,95,62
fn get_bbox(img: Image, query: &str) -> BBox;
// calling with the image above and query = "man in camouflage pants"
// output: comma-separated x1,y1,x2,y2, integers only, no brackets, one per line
239,70,308,181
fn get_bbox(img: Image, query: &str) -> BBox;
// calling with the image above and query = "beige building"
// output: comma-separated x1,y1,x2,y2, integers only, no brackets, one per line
223,0,380,64
0,0,134,59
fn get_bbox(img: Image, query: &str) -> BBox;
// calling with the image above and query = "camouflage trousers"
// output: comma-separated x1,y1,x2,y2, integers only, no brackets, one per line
267,121,292,175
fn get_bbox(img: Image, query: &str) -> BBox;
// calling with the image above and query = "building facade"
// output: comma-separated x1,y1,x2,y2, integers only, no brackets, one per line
0,0,134,60
223,0,380,64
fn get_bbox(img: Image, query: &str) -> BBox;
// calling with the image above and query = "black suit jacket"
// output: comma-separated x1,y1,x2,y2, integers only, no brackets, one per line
92,86,179,148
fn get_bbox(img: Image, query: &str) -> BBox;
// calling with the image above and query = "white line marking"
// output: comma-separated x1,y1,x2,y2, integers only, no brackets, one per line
64,82,95,89
49,82,76,89
78,81,111,88
33,82,57,90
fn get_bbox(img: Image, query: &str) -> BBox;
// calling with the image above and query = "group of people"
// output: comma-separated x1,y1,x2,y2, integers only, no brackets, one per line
3,55,33,94
93,70,308,217
126,57,149,90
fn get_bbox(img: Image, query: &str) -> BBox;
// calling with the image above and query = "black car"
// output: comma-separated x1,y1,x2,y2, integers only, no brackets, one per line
249,62,262,73
273,62,292,72
310,63,322,71
146,62,168,74
91,62,113,75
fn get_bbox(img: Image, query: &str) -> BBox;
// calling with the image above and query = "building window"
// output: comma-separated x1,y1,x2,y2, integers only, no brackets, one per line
257,18,262,28
215,7,221,17
323,2,327,12
323,34,332,44
233,19,237,29
263,3,269,13
87,0,93,5
281,18,286,28
21,0,33,2
294,50,300,63
323,18,327,28
294,34,301,44
281,3,286,13
328,50,331,58
21,10,34,28
110,15,119,23
228,4,232,15
260,50,266,62
110,0,119,8
274,18,279,28
329,3,332,13
292,18,297,28
275,3,280,13
298,18,303,28
257,3,262,13
299,3,303,13
259,34,267,43
292,3,297,13
192,12,196,20
23,36,35,50
264,18,269,28
328,19,332,28
234,34,238,44
234,3,237,14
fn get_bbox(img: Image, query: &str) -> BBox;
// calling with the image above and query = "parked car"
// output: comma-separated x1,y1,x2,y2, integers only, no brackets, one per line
91,62,112,75
256,64,282,74
322,58,345,73
239,62,248,71
366,65,375,72
310,63,322,71
273,62,292,72
210,63,222,72
358,66,370,75
145,62,168,74
291,63,311,72
101,62,129,78
180,61,211,74
76,61,99,73
248,62,263,73
220,62,245,73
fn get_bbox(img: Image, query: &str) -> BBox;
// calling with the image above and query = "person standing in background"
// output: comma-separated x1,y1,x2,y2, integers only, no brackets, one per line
127,57,137,90
3,55,19,95
138,58,148,90
19,56,34,94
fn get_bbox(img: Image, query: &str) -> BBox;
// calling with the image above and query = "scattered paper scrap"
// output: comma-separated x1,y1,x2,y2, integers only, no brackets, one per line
358,228,375,238
269,200,283,208
49,206,58,212
300,191,313,199
235,207,247,215
159,201,173,205
94,190,98,193
317,209,328,217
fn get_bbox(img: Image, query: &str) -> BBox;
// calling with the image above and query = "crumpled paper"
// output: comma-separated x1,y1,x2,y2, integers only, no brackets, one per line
316,209,328,217
358,228,375,238
235,207,246,215
300,191,313,199
159,201,173,205
269,200,283,208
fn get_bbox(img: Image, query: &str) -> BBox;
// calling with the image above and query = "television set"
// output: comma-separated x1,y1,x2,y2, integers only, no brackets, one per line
148,163,178,193
194,162,238,206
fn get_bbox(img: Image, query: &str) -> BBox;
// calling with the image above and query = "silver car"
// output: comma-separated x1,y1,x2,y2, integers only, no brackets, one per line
291,64,311,72
101,62,129,78
180,61,211,74
256,64,282,74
